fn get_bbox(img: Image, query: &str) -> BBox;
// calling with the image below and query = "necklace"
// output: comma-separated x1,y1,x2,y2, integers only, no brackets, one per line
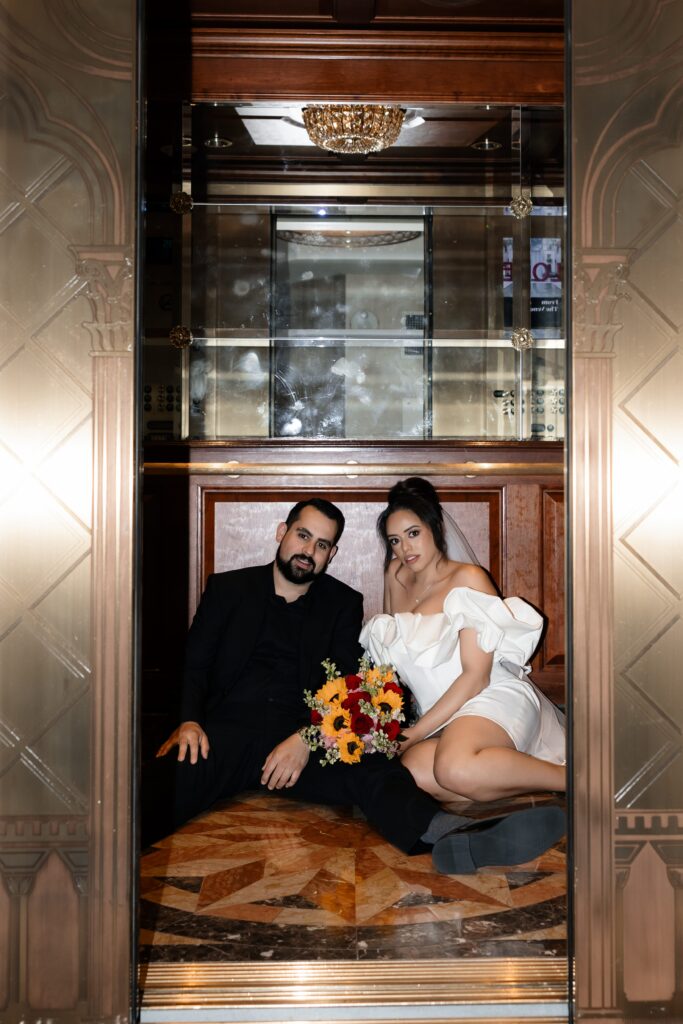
412,576,441,606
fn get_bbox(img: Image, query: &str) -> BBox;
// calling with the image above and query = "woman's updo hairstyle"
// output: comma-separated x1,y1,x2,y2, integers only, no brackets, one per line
377,476,448,570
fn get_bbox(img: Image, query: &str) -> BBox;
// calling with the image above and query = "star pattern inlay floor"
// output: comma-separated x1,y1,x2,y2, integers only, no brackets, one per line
139,790,566,962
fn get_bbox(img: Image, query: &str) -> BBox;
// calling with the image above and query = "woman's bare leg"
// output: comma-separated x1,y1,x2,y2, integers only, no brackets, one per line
401,739,470,802
432,716,566,801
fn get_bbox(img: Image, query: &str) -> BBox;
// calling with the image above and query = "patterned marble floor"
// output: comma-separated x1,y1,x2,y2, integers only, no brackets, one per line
139,790,566,963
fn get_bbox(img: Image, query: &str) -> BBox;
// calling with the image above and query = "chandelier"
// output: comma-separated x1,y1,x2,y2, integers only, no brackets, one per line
302,104,405,154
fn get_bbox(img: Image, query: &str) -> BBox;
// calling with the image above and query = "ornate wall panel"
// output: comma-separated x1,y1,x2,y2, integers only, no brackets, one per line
0,2,136,1020
202,487,500,620
572,1,683,1018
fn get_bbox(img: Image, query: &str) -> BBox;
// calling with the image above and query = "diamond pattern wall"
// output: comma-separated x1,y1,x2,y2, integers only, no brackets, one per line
0,87,96,821
614,155,683,808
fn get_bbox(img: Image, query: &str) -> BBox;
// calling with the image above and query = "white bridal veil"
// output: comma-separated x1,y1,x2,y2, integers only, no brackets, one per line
443,508,480,566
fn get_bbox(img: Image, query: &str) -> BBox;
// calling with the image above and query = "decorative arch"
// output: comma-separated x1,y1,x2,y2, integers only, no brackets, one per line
579,69,683,248
0,52,127,244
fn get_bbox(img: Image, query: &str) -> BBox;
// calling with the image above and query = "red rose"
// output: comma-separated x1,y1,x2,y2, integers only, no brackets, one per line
382,681,403,696
382,720,401,741
311,710,323,724
345,674,363,689
342,690,372,709
351,711,373,735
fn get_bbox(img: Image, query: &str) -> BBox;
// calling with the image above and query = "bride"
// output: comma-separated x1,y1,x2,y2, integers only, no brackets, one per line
360,477,566,804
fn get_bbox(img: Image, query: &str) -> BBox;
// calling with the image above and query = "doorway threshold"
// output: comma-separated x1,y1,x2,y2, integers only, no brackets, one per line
139,957,568,1023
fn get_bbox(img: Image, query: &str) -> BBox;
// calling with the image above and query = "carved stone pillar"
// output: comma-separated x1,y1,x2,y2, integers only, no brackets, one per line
74,246,135,1021
571,251,630,1019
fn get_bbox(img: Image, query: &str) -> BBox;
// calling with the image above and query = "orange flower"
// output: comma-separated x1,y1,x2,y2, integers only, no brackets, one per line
372,688,402,716
381,668,396,684
337,730,363,764
321,707,351,737
316,678,349,706
364,667,381,686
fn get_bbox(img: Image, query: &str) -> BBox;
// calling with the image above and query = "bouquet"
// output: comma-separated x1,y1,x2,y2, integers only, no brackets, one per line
300,655,405,766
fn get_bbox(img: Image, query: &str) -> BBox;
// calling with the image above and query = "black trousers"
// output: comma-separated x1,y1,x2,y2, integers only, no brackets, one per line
140,718,439,854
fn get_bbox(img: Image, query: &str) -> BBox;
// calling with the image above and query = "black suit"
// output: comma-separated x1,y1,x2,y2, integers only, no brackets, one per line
142,563,440,852
180,563,364,724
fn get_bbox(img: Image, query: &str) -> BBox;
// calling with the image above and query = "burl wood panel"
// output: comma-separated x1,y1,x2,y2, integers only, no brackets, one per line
26,853,79,1009
504,482,543,606
501,483,564,697
206,488,498,620
541,490,564,670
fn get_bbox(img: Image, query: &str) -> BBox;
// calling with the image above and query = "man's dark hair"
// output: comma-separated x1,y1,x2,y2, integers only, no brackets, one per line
285,498,345,545
377,476,447,570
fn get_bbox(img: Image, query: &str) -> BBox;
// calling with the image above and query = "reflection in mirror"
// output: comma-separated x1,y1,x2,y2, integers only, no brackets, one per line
144,202,565,442
273,215,426,438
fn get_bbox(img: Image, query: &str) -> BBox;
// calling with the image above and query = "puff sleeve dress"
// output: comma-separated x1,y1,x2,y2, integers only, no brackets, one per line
359,587,565,764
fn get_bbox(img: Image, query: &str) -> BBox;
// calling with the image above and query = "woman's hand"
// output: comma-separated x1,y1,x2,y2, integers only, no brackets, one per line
398,726,418,754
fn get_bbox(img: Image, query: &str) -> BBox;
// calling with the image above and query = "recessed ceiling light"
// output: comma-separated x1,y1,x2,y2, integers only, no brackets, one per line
471,138,502,151
204,135,232,149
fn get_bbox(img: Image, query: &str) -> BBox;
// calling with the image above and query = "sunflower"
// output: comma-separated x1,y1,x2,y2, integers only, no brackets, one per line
321,707,351,737
337,730,363,764
315,677,349,706
364,667,381,686
371,688,402,716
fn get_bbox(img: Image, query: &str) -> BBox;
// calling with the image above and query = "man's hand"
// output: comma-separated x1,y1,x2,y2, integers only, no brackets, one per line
261,732,309,790
155,721,209,764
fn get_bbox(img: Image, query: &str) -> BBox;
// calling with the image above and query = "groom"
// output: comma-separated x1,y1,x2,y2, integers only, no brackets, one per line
142,496,565,873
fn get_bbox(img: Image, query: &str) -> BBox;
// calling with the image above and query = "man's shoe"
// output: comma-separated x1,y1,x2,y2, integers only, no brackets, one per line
432,804,566,875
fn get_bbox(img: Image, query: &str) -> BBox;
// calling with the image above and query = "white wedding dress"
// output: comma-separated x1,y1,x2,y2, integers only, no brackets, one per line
359,586,565,764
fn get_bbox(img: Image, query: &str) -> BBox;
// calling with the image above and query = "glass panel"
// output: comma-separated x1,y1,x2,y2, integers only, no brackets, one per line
142,100,565,444
188,206,271,438
142,200,565,442
272,215,425,438
431,205,565,440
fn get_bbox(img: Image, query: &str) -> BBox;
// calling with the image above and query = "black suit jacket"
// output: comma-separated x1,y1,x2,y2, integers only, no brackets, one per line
180,563,364,726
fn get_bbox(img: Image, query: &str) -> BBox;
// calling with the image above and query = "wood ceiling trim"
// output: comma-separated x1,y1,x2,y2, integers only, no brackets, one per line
191,29,564,103
191,1,564,31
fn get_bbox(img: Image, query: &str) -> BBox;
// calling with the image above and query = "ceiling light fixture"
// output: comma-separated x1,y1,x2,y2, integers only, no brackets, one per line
470,137,502,151
277,229,421,248
204,135,232,149
302,104,405,154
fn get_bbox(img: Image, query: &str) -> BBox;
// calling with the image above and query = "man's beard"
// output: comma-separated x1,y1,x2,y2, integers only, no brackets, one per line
276,547,326,585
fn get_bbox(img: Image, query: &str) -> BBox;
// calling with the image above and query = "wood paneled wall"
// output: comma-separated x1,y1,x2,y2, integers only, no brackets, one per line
142,443,565,727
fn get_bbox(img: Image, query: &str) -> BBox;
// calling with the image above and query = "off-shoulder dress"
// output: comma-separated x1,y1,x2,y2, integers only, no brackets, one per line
360,587,565,764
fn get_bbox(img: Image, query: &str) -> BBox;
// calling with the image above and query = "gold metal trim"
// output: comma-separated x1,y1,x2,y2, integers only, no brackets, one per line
170,190,193,214
511,328,535,351
143,461,563,477
205,182,565,200
140,958,568,1010
169,325,193,349
143,1019,565,1024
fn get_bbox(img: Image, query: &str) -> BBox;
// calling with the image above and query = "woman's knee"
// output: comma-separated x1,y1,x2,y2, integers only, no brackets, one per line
401,744,438,793
433,751,484,800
